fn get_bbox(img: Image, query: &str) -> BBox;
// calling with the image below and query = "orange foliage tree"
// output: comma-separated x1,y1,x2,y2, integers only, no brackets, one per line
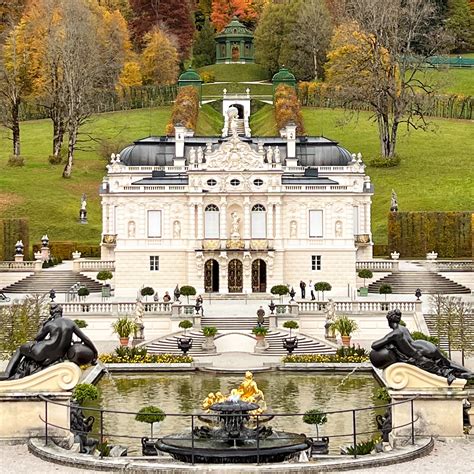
166,86,200,135
274,84,305,135
211,0,260,31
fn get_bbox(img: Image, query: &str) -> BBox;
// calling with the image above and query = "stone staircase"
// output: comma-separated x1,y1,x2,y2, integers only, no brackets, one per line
368,271,470,294
200,315,269,330
423,313,474,351
146,321,336,357
1,269,103,294
234,118,245,135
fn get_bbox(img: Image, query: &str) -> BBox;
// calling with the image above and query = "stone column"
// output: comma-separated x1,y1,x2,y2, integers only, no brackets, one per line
267,202,274,239
188,202,196,241
197,203,204,240
220,198,227,240
243,197,251,240
274,202,282,240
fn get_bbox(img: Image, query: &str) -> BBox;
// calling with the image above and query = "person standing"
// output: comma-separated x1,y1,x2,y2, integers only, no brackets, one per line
196,294,204,316
257,306,265,327
299,280,306,299
309,280,315,300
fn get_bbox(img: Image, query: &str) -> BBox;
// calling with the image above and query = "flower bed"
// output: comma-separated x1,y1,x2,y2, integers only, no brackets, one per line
283,346,369,364
99,349,193,364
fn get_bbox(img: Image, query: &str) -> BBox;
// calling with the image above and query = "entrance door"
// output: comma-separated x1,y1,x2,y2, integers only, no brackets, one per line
228,259,243,293
252,259,267,293
232,45,240,62
204,259,219,292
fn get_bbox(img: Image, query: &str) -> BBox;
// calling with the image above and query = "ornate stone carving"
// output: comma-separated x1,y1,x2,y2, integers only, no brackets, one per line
128,220,136,238
335,220,343,238
102,234,117,245
0,362,81,392
206,132,265,171
173,220,181,239
290,220,297,238
203,240,220,250
226,239,244,250
250,240,267,250
385,363,466,390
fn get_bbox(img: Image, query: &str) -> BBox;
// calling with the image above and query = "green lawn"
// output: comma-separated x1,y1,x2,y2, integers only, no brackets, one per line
198,63,270,82
250,104,277,136
196,104,224,136
202,82,272,98
301,108,474,243
429,67,474,95
0,108,172,246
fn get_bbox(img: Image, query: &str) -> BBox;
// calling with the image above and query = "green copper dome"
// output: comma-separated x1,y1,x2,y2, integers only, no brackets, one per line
216,17,253,38
179,67,202,82
272,67,296,83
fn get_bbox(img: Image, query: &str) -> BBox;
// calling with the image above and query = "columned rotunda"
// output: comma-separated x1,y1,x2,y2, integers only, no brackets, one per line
101,112,373,298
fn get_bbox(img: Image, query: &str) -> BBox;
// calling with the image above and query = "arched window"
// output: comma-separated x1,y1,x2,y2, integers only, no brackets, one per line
205,204,220,238
251,204,266,238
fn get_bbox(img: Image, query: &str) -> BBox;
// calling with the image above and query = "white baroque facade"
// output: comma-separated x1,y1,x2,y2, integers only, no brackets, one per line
100,120,373,298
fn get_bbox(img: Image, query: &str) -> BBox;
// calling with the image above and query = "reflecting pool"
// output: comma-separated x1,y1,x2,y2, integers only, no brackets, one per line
90,371,383,454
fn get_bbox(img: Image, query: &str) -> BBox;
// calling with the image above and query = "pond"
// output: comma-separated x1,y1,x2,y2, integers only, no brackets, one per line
89,371,384,455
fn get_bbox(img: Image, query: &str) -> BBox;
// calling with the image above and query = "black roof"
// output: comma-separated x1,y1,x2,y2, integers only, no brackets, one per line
118,136,353,167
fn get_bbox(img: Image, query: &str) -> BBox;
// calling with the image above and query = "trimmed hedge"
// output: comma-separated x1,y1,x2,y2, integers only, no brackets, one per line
166,86,200,135
274,84,305,135
388,211,473,258
0,218,29,261
32,241,101,259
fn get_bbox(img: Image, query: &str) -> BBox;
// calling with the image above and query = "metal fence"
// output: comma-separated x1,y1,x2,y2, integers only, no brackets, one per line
39,394,418,464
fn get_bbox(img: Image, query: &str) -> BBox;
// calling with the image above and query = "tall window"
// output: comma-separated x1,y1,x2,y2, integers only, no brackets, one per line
353,206,359,234
309,210,323,238
204,204,220,238
147,210,162,238
251,204,266,238
149,256,159,271
311,255,321,271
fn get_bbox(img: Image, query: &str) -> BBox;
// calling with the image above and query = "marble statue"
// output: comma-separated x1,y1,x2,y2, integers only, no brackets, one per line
266,147,273,164
189,147,196,164
370,309,474,385
290,220,297,238
335,220,343,238
128,220,136,238
197,147,203,164
274,147,281,164
134,298,145,340
324,299,337,340
230,211,241,239
390,189,398,212
173,220,181,239
1,304,97,380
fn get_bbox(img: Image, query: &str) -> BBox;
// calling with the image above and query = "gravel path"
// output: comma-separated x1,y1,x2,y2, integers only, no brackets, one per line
0,439,472,473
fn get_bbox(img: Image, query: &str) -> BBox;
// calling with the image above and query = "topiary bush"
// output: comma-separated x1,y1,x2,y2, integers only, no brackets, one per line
135,406,166,438
202,326,218,337
314,281,332,300
379,284,392,300
180,285,196,303
303,408,327,439
179,319,193,335
140,286,154,300
271,285,289,302
283,320,299,337
358,269,373,287
97,271,113,284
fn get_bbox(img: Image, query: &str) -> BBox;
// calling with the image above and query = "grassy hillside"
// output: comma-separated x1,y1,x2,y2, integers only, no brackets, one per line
301,108,474,243
0,108,174,246
250,104,277,136
196,104,224,135
198,63,270,82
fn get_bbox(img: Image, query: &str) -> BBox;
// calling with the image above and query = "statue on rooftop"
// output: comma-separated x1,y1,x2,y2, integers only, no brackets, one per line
1,304,97,380
370,309,474,385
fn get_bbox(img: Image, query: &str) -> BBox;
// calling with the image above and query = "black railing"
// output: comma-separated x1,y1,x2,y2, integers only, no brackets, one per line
39,395,418,464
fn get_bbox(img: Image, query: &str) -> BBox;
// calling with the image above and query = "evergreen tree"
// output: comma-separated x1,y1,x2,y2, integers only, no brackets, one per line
446,0,474,52
193,17,216,68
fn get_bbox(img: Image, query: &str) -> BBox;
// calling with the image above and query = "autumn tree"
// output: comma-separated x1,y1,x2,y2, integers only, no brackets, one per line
254,0,301,75
0,21,33,157
193,17,216,68
0,0,27,37
129,0,195,58
141,27,180,86
325,0,448,159
287,0,333,80
211,0,259,31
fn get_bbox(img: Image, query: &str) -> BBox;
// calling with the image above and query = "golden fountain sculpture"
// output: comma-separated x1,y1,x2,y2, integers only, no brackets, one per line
202,371,267,415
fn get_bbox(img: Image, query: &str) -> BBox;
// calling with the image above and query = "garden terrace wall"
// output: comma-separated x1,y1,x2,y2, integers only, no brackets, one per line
388,211,473,258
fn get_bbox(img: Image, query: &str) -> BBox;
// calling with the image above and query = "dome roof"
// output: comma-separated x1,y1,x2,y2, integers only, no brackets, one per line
178,67,201,82
216,17,253,37
272,67,296,83
295,138,353,167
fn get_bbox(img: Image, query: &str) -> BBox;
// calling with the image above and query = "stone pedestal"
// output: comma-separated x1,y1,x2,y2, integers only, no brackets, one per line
202,336,217,353
384,363,467,445
0,362,81,443
254,336,269,353
41,246,50,262
14,254,24,262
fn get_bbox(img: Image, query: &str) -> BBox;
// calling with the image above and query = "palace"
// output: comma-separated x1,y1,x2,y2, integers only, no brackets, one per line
100,107,373,298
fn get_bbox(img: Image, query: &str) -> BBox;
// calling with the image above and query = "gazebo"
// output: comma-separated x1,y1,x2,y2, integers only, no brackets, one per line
272,67,296,93
215,17,254,64
178,67,202,100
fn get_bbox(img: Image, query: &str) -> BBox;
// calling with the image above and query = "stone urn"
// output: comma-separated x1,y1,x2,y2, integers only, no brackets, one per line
341,335,351,347
177,337,193,355
283,337,298,355
202,336,217,353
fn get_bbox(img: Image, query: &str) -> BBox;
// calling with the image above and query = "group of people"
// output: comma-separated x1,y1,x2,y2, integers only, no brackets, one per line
152,291,172,303
195,294,204,316
299,280,316,300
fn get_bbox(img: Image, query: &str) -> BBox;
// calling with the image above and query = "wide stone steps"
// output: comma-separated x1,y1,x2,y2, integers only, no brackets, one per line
1,270,103,294
200,316,269,331
423,313,474,350
146,329,336,356
368,271,470,294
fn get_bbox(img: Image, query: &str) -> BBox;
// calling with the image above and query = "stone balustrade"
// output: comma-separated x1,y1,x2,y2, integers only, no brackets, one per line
298,300,420,315
72,259,115,272
424,260,474,272
62,301,171,315
0,260,42,272
356,260,398,271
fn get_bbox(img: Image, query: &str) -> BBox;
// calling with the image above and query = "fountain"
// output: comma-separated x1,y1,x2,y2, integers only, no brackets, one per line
156,372,311,463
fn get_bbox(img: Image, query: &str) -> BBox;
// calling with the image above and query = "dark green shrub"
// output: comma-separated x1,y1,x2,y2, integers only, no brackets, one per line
303,408,327,439
74,319,88,328
135,406,166,438
7,155,25,167
202,326,218,337
179,319,193,334
411,331,439,345
344,439,376,455
140,287,154,298
78,287,90,297
379,284,392,299
180,285,196,303
336,345,368,358
369,155,401,168
314,281,332,299
97,271,113,283
358,269,373,287
252,326,268,336
283,320,299,337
